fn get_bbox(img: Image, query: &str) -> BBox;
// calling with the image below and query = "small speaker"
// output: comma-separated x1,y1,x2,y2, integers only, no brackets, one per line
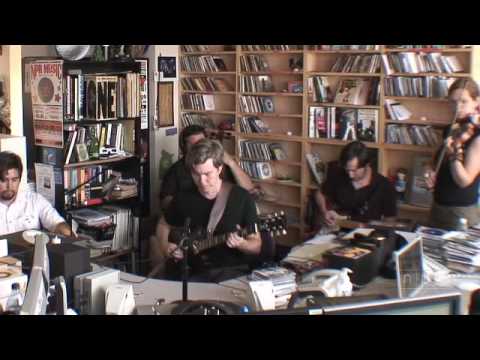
46,243,91,304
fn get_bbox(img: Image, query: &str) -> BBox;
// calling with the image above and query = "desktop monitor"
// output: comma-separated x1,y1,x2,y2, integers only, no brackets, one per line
321,292,462,315
394,237,424,298
20,236,50,315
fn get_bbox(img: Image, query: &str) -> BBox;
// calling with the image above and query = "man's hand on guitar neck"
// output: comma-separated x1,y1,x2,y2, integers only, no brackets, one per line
226,225,249,251
227,225,262,255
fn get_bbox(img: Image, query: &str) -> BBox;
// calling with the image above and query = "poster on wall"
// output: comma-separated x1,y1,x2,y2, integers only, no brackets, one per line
156,82,174,128
158,56,177,81
30,60,64,148
34,163,55,206
137,59,149,130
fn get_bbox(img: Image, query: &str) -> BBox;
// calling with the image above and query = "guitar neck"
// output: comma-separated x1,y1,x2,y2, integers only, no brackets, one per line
194,229,248,253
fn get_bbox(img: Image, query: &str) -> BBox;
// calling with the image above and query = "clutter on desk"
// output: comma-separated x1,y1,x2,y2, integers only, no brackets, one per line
249,266,297,308
71,205,139,253
417,226,480,273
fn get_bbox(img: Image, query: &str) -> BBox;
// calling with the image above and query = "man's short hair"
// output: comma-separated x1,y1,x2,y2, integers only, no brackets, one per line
339,141,371,169
180,125,208,154
185,138,224,170
0,151,23,181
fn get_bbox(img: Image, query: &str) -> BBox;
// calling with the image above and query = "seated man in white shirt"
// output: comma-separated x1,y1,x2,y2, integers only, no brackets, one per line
0,151,73,237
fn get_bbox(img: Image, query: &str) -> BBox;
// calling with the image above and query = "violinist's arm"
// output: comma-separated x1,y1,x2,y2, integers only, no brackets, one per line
450,136,480,188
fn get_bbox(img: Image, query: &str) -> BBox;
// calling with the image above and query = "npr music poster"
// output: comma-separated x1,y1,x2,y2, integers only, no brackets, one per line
30,60,64,148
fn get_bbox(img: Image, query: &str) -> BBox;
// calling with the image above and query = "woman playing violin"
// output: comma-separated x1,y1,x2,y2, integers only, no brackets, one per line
426,78,480,229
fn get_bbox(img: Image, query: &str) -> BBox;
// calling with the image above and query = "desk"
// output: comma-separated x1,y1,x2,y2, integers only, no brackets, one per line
3,231,135,272
115,271,245,314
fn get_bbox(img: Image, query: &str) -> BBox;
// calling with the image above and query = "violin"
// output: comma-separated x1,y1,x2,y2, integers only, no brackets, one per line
448,115,480,147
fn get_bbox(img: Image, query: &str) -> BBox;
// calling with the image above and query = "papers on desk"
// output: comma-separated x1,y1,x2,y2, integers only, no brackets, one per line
249,267,297,308
282,234,339,272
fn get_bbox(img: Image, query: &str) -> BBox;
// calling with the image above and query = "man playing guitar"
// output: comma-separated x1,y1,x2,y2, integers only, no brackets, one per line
150,139,262,282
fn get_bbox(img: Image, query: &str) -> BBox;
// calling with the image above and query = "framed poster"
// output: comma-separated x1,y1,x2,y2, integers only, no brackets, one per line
158,56,177,80
30,60,64,148
157,82,174,128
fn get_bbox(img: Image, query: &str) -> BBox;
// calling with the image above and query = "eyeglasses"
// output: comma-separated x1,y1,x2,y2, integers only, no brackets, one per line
344,166,364,174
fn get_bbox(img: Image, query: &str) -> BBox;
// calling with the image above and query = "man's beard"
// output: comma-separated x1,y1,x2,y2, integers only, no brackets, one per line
0,191,15,201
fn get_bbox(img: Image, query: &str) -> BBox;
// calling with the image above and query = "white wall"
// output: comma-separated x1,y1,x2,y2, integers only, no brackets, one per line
148,45,180,218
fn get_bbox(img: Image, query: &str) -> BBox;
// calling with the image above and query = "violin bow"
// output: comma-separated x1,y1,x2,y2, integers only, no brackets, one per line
434,77,468,174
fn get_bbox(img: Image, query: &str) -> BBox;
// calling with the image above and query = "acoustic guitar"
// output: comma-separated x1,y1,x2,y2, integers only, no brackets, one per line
169,211,287,256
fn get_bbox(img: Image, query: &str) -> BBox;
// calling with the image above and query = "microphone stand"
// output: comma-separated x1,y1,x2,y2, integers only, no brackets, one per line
180,218,191,301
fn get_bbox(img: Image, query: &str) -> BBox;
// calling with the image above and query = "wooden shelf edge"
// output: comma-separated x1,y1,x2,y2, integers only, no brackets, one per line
64,155,136,169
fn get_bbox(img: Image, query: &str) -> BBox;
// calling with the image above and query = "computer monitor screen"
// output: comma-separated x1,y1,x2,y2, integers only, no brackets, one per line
20,236,50,315
394,237,424,298
322,292,461,315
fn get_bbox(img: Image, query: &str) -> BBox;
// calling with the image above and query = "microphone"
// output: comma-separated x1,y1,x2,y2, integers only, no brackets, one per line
183,217,191,236
179,217,191,249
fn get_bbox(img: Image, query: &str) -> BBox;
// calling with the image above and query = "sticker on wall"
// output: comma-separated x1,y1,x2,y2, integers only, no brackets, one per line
165,127,177,136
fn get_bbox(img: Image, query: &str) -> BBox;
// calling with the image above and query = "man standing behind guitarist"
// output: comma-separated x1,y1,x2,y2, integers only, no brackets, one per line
150,139,261,282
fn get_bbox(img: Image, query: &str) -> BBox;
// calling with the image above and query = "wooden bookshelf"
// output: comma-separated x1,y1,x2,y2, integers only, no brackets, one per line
179,45,478,246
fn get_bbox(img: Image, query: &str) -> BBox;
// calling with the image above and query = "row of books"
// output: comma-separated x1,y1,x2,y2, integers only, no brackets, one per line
238,140,287,161
64,122,132,164
310,45,380,50
308,76,380,106
181,113,216,128
240,75,274,93
239,116,271,134
181,45,236,53
239,160,274,180
180,55,227,73
384,76,454,98
330,54,381,73
64,73,141,121
385,124,442,146
181,77,232,92
64,166,116,208
241,45,302,51
384,99,412,121
240,55,269,72
385,45,469,49
308,106,379,142
239,95,274,113
181,94,215,111
381,53,464,75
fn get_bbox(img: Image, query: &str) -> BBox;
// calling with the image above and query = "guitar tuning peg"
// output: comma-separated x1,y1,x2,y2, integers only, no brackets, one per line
282,229,287,235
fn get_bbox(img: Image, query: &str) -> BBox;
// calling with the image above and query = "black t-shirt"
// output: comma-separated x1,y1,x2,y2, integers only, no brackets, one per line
322,165,397,222
164,185,258,272
434,131,480,206
160,158,235,200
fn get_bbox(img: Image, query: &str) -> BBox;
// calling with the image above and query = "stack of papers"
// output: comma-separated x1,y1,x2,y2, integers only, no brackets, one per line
416,226,480,270
281,234,339,272
250,266,297,307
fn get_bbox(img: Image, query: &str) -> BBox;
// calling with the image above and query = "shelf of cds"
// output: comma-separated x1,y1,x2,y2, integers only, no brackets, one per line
179,45,479,245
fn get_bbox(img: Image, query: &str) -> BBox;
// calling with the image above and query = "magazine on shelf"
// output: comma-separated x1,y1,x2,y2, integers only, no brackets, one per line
334,78,371,106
